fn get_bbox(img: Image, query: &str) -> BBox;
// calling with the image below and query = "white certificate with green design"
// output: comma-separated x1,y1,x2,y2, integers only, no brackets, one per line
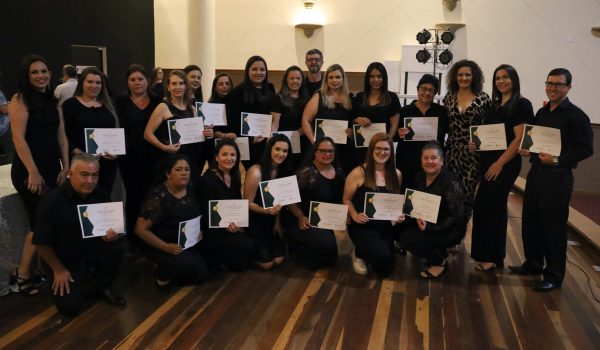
519,124,561,156
77,202,125,238
241,112,272,137
167,117,205,144
353,123,387,148
259,175,301,209
195,102,226,126
308,201,348,231
314,119,348,144
469,123,507,151
177,215,202,250
208,200,249,228
84,128,126,155
364,192,405,221
403,189,441,224
403,117,438,141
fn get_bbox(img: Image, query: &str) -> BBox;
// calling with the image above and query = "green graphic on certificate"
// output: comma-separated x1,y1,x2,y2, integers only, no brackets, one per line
354,125,366,147
195,102,205,120
167,120,182,144
365,193,377,217
178,222,188,247
403,190,415,216
470,127,482,150
260,182,276,208
309,202,322,226
78,206,95,237
210,202,222,227
404,118,416,140
85,129,99,154
521,125,534,151
241,113,251,135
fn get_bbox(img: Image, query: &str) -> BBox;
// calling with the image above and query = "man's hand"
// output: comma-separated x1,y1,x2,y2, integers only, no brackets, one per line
53,269,74,296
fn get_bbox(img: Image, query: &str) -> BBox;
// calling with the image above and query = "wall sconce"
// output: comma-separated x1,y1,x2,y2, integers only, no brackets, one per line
295,24,323,38
295,0,323,38
443,0,460,11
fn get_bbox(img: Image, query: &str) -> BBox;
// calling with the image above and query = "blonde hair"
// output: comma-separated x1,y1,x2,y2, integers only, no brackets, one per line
320,64,352,110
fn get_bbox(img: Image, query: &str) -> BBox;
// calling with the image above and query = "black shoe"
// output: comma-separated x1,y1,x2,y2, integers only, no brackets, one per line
533,281,561,292
100,288,127,306
508,264,542,275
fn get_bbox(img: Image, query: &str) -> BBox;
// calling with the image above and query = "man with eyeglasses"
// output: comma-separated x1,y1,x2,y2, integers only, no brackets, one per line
509,68,593,292
304,48,324,96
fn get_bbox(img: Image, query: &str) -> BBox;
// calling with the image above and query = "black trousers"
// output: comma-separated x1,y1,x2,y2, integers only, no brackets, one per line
522,167,573,284
470,159,520,264
45,238,126,317
199,229,255,271
399,224,465,266
285,220,338,270
141,244,210,284
348,223,396,277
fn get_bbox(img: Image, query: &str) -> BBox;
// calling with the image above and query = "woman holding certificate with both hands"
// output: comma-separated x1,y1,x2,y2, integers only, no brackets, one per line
283,136,344,269
469,64,533,271
343,133,403,277
244,134,293,269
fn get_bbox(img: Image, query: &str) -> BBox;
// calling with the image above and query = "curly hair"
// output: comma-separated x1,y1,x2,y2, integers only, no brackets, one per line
446,59,484,93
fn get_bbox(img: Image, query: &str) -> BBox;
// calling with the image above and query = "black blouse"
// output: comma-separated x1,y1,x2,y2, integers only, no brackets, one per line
271,94,305,131
62,97,116,154
115,94,162,159
198,170,242,232
296,164,345,216
226,82,275,135
352,91,400,130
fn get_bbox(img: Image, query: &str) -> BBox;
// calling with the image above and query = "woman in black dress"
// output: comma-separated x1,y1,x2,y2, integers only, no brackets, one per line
135,154,210,288
198,139,254,271
63,67,119,193
144,70,213,184
243,134,293,269
343,133,403,277
150,67,164,99
470,64,533,271
271,65,309,170
353,62,400,165
284,137,344,269
302,64,354,174
210,73,235,140
227,56,276,168
8,55,69,294
116,64,162,245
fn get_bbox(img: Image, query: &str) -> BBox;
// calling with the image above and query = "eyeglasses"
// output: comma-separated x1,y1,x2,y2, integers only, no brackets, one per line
545,82,568,89
316,149,334,155
306,58,322,63
374,147,391,154
418,87,436,94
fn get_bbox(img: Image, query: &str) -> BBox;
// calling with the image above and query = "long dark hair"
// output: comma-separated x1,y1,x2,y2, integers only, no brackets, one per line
491,64,521,115
362,62,390,106
297,136,344,190
17,55,56,108
240,55,274,106
208,73,233,102
154,154,191,186
74,66,119,127
278,65,308,109
259,133,293,181
210,138,242,191
184,64,203,102
446,59,484,93
125,64,151,97
363,133,400,193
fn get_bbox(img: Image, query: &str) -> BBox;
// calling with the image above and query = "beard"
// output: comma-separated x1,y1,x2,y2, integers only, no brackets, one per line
308,65,321,73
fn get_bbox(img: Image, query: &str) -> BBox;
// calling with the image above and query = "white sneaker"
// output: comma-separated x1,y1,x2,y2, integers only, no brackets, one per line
352,250,368,275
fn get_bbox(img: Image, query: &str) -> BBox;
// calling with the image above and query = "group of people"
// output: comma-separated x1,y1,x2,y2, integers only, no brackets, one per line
4,48,593,317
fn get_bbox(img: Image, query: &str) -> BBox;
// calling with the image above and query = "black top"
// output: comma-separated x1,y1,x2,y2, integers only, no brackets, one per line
529,98,593,169
63,97,116,154
198,170,242,233
350,183,394,231
33,181,111,264
316,94,352,123
139,183,201,243
115,94,162,160
352,91,400,130
304,74,322,97
412,166,468,233
210,95,231,135
225,82,275,135
396,101,448,172
150,83,164,100
271,94,305,131
296,164,345,216
479,97,533,169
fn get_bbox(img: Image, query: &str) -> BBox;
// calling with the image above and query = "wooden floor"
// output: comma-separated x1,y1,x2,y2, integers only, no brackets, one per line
1,191,600,350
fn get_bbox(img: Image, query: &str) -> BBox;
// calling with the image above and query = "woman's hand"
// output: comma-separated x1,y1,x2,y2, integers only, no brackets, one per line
484,162,503,181
297,127,305,136
467,141,476,153
56,169,68,185
163,243,183,255
351,212,369,224
203,125,214,139
252,136,265,144
224,133,237,139
393,214,406,226
226,222,240,233
345,128,353,138
100,152,117,160
354,117,372,127
266,204,282,215
417,218,427,231
397,127,409,139
298,216,311,230
27,171,45,195
162,143,181,154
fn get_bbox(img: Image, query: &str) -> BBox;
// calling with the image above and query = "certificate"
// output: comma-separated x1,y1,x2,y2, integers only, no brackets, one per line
177,216,202,250
208,200,249,228
308,201,348,231
241,113,272,137
402,188,441,224
315,119,348,144
77,202,125,238
404,117,438,141
259,175,301,208
196,102,226,126
469,123,507,151
168,117,205,145
364,192,405,221
272,130,301,154
85,128,126,155
215,137,250,161
353,123,387,148
519,124,561,156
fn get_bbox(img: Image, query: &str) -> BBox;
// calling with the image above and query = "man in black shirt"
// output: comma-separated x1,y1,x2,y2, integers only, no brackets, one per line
33,153,126,316
509,68,593,292
304,48,324,96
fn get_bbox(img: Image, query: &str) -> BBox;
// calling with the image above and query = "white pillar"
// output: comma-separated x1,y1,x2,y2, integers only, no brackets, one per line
188,0,216,101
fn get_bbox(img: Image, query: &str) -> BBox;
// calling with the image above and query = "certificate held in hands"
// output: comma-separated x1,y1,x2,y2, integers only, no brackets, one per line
364,192,405,221
353,123,387,148
402,189,441,224
404,117,438,141
259,175,301,209
519,124,561,156
315,119,348,144
308,201,348,231
469,123,507,151
177,216,202,250
168,117,205,145
241,113,272,137
85,128,126,155
196,102,226,126
77,202,125,238
209,200,249,228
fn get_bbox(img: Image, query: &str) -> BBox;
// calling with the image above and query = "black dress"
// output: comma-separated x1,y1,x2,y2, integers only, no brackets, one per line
116,94,161,240
138,183,209,283
198,170,254,271
283,164,344,269
271,94,307,170
191,96,215,177
352,91,400,165
11,91,62,229
471,98,533,265
62,97,118,193
314,95,354,174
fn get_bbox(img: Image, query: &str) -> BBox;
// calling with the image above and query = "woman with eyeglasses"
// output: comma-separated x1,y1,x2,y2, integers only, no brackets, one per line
283,137,344,269
469,64,533,271
343,133,403,277
396,74,448,191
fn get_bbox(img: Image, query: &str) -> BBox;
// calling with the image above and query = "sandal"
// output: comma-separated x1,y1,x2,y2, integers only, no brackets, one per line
8,268,40,295
475,262,497,272
419,261,448,279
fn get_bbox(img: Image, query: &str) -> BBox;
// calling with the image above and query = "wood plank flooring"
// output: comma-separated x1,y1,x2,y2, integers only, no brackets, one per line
1,191,599,350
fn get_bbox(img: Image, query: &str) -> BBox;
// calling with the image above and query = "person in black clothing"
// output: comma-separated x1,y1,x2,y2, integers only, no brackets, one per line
198,139,254,271
116,64,162,249
271,65,309,170
34,154,126,316
227,56,276,168
509,68,593,292
303,48,324,97
284,137,344,269
398,141,468,278
210,73,235,139
353,62,400,165
396,74,448,192
469,65,533,271
150,67,164,100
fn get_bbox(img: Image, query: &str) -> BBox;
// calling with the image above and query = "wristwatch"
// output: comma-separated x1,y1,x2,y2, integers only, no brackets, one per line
552,156,559,166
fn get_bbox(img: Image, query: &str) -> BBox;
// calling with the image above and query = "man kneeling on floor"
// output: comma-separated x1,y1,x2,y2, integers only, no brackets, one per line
33,153,126,316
